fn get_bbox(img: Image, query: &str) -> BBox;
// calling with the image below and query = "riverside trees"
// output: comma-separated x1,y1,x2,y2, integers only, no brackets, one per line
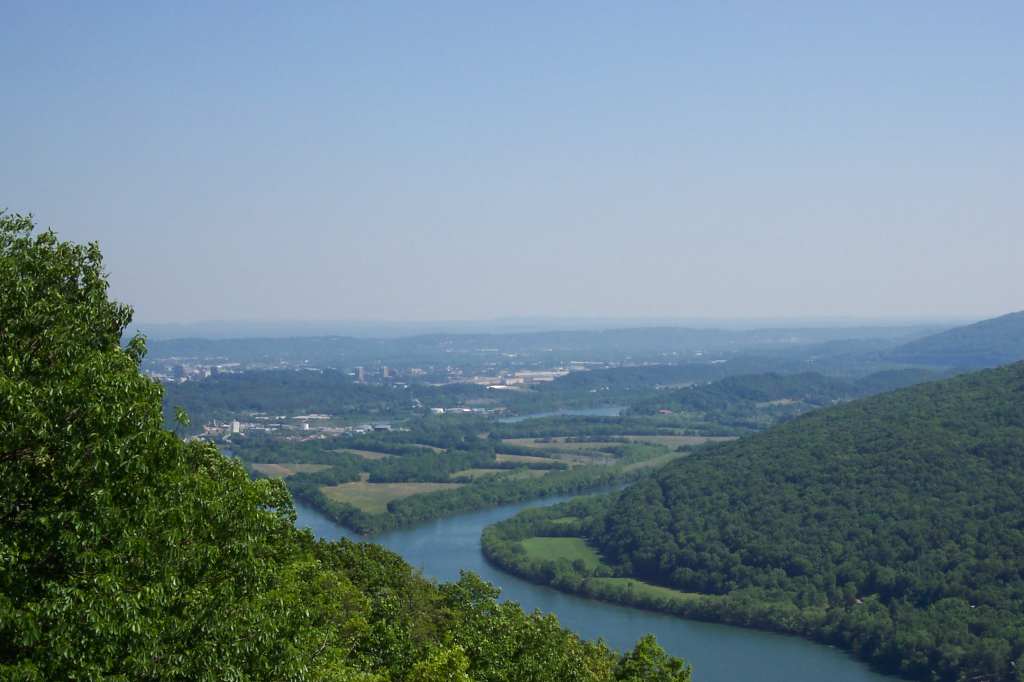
0,213,688,681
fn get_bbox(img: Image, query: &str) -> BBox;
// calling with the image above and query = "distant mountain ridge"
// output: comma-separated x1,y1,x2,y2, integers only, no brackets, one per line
885,309,1024,368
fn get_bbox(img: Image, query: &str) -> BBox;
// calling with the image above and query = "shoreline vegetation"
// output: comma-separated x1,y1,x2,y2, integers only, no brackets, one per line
481,500,836,657
226,412,728,535
284,444,682,535
482,365,1024,682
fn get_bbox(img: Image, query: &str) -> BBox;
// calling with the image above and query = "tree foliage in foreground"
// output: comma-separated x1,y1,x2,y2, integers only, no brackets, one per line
0,213,689,681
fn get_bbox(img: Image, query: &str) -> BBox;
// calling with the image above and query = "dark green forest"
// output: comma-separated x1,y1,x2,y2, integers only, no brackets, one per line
0,214,690,680
485,364,1024,681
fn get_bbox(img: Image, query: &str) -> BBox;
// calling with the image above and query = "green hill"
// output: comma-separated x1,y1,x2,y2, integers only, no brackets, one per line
885,310,1024,368
487,363,1024,681
627,369,938,429
0,213,689,681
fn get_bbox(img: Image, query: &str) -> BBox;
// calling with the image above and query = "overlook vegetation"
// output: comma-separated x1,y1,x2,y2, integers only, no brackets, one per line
485,364,1024,681
0,214,690,680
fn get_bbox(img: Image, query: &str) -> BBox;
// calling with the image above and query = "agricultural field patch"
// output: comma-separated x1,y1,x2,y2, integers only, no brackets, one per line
249,462,333,478
587,578,704,604
620,435,737,447
320,480,463,514
520,536,607,571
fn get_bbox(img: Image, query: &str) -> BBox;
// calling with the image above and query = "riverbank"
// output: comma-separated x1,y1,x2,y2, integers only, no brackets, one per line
289,444,679,534
480,500,912,682
293,496,897,682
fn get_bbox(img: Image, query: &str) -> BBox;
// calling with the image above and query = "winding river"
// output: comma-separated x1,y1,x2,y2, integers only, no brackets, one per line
294,495,899,682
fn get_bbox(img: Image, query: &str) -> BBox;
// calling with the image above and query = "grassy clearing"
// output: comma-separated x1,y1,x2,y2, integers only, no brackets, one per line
621,452,686,473
503,437,621,452
450,468,506,479
519,537,607,571
250,462,333,478
451,468,550,481
545,441,624,452
320,480,463,514
495,453,560,464
339,449,393,460
502,438,555,450
587,577,704,604
621,435,737,447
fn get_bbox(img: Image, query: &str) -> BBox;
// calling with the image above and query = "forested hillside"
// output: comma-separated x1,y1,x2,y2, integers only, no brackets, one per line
486,363,1024,681
0,214,689,680
627,369,938,428
885,310,1024,368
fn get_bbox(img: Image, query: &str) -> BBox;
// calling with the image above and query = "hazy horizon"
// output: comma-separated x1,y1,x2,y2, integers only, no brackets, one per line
4,3,1021,323
131,313,981,341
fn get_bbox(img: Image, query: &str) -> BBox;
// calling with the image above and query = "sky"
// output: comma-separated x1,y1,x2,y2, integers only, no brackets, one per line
2,2,1021,326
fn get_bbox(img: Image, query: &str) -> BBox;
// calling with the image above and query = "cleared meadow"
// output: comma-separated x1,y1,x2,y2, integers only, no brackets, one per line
320,480,463,514
249,462,333,478
519,536,606,571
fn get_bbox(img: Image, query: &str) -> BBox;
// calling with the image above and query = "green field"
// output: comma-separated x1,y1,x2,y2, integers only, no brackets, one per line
452,468,549,480
249,462,333,478
622,435,737,447
620,451,686,472
520,536,607,571
495,452,560,464
504,438,621,452
320,480,463,514
450,468,507,479
338,448,393,460
588,577,704,604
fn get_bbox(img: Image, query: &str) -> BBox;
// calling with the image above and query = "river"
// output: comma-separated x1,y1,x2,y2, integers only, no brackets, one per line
294,495,898,682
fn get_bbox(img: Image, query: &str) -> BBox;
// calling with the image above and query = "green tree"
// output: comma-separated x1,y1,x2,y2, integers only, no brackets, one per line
615,635,692,682
0,212,691,681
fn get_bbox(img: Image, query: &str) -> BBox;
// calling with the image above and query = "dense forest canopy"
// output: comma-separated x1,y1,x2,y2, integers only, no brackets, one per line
507,363,1024,680
0,213,690,680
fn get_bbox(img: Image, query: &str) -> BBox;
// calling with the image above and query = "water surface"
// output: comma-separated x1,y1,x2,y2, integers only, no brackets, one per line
295,496,898,682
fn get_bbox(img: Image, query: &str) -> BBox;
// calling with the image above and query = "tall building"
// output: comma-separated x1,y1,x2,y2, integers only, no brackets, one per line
381,366,390,379
355,366,366,383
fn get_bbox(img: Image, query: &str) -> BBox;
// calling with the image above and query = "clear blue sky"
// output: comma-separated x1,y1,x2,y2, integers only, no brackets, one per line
3,2,1021,324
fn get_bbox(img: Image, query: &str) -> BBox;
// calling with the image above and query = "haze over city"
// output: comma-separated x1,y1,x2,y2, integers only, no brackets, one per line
3,2,1021,325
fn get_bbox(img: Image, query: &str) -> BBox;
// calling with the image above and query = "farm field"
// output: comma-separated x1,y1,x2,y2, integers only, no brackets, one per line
621,452,686,472
452,468,549,480
249,462,333,478
520,536,606,571
621,435,737,447
587,577,704,604
503,438,622,452
339,448,393,460
495,453,561,464
320,479,463,514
